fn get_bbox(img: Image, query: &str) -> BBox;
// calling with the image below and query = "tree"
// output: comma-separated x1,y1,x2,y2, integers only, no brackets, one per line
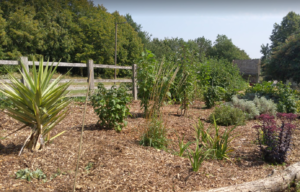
261,11,300,81
209,34,250,62
0,0,144,77
264,33,300,82
125,13,151,49
270,11,300,49
194,36,212,62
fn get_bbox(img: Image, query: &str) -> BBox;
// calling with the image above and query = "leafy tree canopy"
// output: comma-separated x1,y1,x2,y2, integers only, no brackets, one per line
209,34,250,62
261,11,300,81
0,0,144,77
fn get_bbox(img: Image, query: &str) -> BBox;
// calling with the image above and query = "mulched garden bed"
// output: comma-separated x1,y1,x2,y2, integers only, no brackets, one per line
0,100,300,191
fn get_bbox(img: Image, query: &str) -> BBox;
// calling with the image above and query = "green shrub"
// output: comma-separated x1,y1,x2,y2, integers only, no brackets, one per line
91,83,131,132
209,105,246,126
296,100,300,113
253,96,277,116
197,58,247,107
229,95,259,119
140,118,168,149
203,86,226,108
245,81,298,113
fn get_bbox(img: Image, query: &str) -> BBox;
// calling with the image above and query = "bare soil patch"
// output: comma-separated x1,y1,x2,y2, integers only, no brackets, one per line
0,101,300,191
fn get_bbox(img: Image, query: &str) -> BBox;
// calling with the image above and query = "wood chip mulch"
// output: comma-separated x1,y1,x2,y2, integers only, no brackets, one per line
1,100,300,191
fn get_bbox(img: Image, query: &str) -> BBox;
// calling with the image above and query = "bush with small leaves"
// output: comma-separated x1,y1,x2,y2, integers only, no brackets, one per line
253,96,277,116
91,83,131,132
229,95,259,120
209,105,246,126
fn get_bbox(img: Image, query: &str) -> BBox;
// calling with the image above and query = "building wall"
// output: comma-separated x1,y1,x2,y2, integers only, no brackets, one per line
232,59,261,83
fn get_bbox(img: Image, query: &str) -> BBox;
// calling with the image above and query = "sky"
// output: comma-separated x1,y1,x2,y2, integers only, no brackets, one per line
92,0,300,59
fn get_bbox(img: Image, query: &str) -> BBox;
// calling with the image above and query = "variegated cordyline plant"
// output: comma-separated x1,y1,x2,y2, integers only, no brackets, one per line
0,59,72,155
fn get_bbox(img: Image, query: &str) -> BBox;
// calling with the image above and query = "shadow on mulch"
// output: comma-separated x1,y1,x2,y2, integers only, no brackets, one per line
129,112,144,119
0,142,22,155
75,123,122,131
232,150,265,167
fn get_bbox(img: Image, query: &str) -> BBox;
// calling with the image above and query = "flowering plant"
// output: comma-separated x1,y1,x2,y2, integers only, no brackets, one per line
253,113,297,164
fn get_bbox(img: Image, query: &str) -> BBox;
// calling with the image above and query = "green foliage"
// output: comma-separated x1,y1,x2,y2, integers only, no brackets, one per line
176,134,193,157
198,58,247,108
209,34,250,62
85,162,94,171
269,11,300,49
296,100,300,113
261,11,300,81
125,13,151,50
140,118,168,149
0,91,13,109
0,59,71,151
0,0,144,77
137,50,179,117
229,95,259,119
244,81,275,98
253,96,277,116
196,119,236,160
187,143,211,172
203,86,226,108
245,81,298,113
170,43,197,115
146,35,250,64
264,33,300,82
229,94,277,118
209,105,246,126
91,83,131,132
16,168,46,182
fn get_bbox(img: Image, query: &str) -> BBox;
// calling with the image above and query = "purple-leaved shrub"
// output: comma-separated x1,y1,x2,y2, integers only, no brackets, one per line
253,113,297,164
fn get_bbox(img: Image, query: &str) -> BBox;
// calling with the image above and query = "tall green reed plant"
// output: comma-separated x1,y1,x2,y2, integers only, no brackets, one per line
169,44,198,116
137,50,179,118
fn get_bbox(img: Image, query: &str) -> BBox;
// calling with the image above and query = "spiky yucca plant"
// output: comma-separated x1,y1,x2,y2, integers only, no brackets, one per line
0,59,71,154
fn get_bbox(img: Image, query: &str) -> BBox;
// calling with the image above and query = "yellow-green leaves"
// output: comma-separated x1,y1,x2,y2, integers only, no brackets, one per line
0,59,71,152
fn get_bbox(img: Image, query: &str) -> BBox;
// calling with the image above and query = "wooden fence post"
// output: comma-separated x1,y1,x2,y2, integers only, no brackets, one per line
132,64,137,100
87,59,94,91
18,56,29,86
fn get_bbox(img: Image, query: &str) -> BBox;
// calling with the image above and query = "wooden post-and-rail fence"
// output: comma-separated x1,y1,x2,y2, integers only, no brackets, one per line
0,56,138,100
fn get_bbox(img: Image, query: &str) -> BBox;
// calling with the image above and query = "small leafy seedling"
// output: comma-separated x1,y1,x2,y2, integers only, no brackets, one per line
85,162,94,171
16,168,46,182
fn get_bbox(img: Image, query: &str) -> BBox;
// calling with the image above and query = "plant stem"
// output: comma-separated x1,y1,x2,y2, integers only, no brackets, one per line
73,71,92,192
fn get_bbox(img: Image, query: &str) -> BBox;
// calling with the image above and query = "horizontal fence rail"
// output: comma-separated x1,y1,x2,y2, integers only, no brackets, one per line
0,57,138,100
0,60,132,69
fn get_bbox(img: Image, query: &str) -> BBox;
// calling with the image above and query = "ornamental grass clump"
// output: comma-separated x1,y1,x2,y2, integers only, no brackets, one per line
0,59,71,154
253,113,297,164
140,117,168,149
196,118,236,160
